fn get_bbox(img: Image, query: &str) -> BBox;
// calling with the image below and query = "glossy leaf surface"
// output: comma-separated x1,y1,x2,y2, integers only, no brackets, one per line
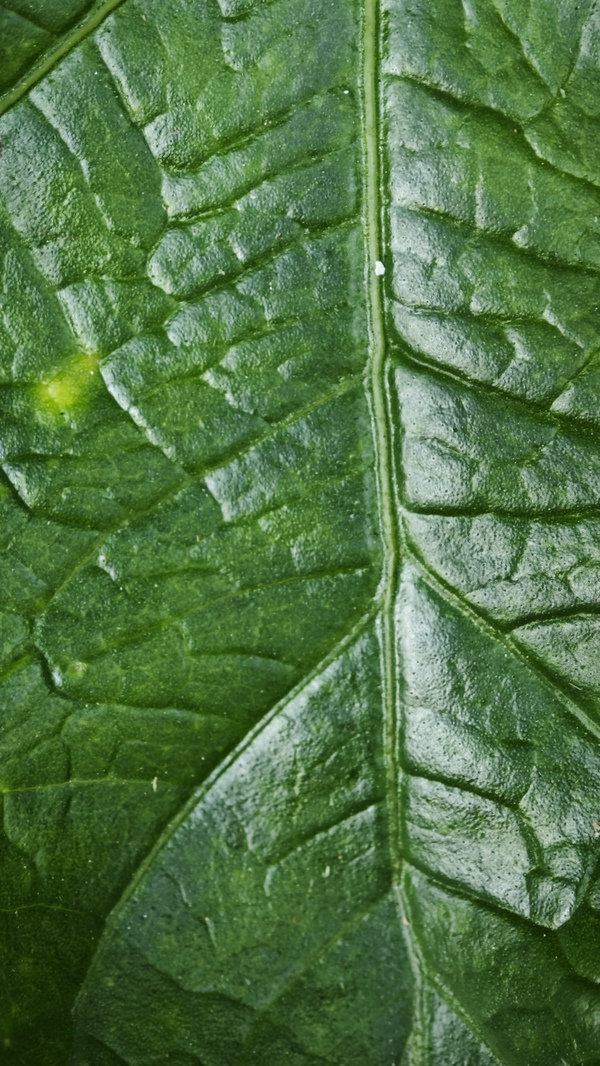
1,1,600,1063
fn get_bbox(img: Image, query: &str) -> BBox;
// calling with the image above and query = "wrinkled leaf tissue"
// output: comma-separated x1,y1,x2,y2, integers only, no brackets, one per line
0,0,600,1063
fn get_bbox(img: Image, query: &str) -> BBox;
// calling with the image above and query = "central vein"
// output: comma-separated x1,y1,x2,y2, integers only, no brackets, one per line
362,0,402,882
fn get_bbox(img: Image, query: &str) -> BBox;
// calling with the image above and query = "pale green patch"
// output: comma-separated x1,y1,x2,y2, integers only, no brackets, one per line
36,353,100,416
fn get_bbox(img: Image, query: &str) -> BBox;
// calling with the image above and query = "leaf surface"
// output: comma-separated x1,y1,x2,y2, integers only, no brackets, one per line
1,1,600,1063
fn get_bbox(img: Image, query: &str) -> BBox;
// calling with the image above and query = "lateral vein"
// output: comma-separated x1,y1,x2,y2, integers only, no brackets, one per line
0,0,127,118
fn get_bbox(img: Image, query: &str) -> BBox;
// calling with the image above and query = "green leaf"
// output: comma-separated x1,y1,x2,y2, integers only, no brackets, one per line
1,0,600,1063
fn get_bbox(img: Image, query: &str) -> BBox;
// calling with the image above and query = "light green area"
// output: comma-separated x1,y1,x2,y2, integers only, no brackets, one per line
0,1,600,1064
35,353,100,416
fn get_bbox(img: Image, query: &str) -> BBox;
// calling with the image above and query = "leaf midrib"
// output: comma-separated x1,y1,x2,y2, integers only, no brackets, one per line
362,0,402,883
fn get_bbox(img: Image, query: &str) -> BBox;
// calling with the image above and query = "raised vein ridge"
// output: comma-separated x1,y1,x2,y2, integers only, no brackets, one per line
362,0,402,882
0,0,127,118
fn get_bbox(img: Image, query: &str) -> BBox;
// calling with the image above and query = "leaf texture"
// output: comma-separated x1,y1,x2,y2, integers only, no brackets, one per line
1,0,600,1063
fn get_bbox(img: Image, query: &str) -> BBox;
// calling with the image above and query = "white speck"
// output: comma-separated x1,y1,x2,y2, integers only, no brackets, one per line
152,776,158,792
323,865,331,878
343,90,350,94
560,88,566,97
374,260,386,276
512,224,529,247
205,916,217,948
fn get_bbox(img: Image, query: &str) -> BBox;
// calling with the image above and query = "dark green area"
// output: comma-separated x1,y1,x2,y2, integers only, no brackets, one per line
0,0,599,1063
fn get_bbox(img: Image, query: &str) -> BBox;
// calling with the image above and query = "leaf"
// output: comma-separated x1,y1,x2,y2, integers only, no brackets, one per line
1,0,600,1063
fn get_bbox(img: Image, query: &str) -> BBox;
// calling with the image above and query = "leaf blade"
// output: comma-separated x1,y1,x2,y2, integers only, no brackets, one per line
2,0,600,1063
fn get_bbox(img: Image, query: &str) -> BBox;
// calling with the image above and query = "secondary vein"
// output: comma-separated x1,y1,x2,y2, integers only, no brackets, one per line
363,0,402,883
0,0,127,118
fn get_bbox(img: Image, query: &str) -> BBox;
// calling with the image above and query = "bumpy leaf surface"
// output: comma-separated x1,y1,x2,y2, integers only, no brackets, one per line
1,1,600,1063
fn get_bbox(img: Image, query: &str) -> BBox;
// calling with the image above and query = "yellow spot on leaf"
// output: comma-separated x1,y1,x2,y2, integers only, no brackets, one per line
36,354,100,415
